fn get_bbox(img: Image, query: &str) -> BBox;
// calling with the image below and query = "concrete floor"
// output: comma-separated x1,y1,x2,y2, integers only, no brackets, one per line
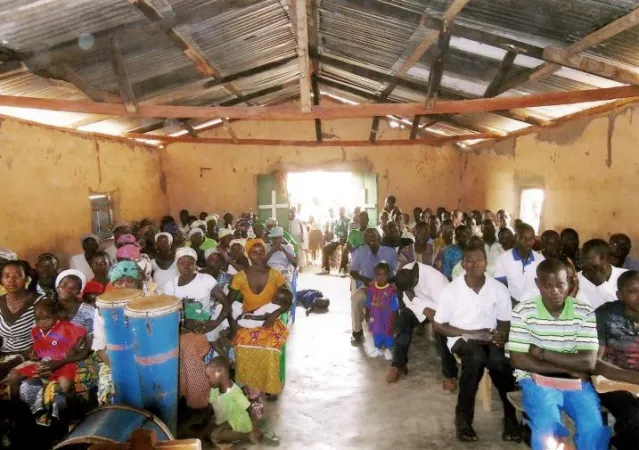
253,272,526,450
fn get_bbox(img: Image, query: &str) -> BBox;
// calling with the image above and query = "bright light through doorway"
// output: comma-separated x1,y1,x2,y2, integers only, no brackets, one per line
287,171,359,222
519,188,545,234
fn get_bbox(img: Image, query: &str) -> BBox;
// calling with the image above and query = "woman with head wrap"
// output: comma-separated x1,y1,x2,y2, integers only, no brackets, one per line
205,215,219,241
69,234,100,280
18,269,98,424
166,248,229,409
151,232,178,289
229,238,292,427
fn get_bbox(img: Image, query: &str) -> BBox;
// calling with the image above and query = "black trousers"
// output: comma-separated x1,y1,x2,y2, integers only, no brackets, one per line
391,309,458,379
599,391,639,450
452,340,517,424
321,241,347,271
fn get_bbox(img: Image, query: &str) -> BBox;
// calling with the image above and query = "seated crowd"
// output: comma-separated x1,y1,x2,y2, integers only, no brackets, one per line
1,201,638,449
343,199,639,450
0,211,306,449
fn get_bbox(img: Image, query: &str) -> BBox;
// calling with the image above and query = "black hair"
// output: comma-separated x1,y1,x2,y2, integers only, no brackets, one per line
617,270,639,291
1,260,26,277
541,230,559,241
536,258,567,277
441,219,453,228
413,207,423,213
463,238,487,258
394,268,415,291
180,209,189,215
36,253,60,265
610,233,632,246
207,356,230,372
375,262,391,274
34,297,58,316
516,223,535,236
90,251,110,262
560,228,579,240
582,239,609,257
386,195,396,203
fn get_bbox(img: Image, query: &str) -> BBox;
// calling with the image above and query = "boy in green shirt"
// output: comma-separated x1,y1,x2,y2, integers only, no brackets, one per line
206,357,260,448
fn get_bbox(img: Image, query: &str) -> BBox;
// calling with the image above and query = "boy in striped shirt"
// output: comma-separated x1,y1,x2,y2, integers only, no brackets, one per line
506,259,610,450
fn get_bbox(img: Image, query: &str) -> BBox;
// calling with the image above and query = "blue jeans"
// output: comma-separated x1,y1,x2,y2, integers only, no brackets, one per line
520,378,610,450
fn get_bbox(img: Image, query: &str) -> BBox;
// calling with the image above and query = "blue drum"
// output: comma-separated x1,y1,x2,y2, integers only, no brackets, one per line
96,289,144,407
125,295,182,435
53,404,173,449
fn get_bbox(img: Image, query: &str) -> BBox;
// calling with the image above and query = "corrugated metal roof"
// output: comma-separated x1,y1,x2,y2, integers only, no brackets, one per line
0,0,635,141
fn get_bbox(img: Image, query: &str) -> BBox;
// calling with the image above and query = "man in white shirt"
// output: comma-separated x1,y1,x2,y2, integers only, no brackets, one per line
578,238,628,309
482,219,504,276
494,223,545,303
387,262,451,385
434,243,519,443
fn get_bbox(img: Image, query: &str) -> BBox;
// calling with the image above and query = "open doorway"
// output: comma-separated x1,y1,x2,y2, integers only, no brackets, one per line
519,188,545,234
285,171,378,266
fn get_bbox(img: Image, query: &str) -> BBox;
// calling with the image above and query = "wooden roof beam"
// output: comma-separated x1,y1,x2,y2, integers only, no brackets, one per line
543,47,639,86
484,50,518,98
425,20,452,108
1,85,638,120
49,64,121,103
495,7,639,94
380,0,471,98
109,36,137,113
296,0,312,112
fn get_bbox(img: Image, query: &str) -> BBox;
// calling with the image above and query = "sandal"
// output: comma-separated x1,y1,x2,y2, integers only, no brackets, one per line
455,417,478,442
502,416,522,442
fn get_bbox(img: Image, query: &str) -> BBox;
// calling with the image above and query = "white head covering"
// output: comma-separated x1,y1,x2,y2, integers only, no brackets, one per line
192,220,207,231
0,248,17,261
81,233,101,246
55,269,87,291
205,215,219,223
154,232,174,246
188,228,204,238
230,239,246,249
218,228,233,239
269,226,284,238
265,217,278,227
175,247,198,262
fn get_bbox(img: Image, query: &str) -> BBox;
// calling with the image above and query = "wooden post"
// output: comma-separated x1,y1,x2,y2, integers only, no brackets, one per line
296,0,312,112
484,50,518,97
311,72,323,142
369,116,380,143
425,20,451,108
109,35,138,113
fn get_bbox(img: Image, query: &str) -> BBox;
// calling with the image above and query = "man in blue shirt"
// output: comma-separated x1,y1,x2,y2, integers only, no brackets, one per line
349,228,398,345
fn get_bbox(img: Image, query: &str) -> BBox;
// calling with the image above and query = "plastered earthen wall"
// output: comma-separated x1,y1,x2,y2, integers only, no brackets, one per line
0,118,169,263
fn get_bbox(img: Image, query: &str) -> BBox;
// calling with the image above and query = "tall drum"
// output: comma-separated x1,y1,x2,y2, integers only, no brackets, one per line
96,288,144,407
125,295,182,435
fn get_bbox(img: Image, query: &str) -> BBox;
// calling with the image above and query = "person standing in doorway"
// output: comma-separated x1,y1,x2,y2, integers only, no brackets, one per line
289,207,306,270
318,207,350,276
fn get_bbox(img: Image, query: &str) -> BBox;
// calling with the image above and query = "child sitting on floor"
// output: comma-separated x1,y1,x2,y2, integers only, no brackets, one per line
205,357,261,449
10,298,87,421
365,263,400,360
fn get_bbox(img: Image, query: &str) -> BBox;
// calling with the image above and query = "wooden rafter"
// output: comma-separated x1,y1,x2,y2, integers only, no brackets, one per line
543,47,639,86
108,36,137,113
495,7,639,94
379,0,471,98
311,72,322,142
296,0,312,112
425,20,452,108
50,64,121,103
0,85,637,120
484,50,518,98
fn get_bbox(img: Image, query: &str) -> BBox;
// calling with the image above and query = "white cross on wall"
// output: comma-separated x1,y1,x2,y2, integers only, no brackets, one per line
258,189,289,218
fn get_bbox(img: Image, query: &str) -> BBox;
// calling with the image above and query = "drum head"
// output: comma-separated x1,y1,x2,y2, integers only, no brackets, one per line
125,295,182,318
96,289,144,309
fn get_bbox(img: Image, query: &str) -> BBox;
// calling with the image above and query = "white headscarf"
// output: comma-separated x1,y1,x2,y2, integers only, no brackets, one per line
154,232,174,247
175,247,198,262
188,228,204,238
55,269,87,291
